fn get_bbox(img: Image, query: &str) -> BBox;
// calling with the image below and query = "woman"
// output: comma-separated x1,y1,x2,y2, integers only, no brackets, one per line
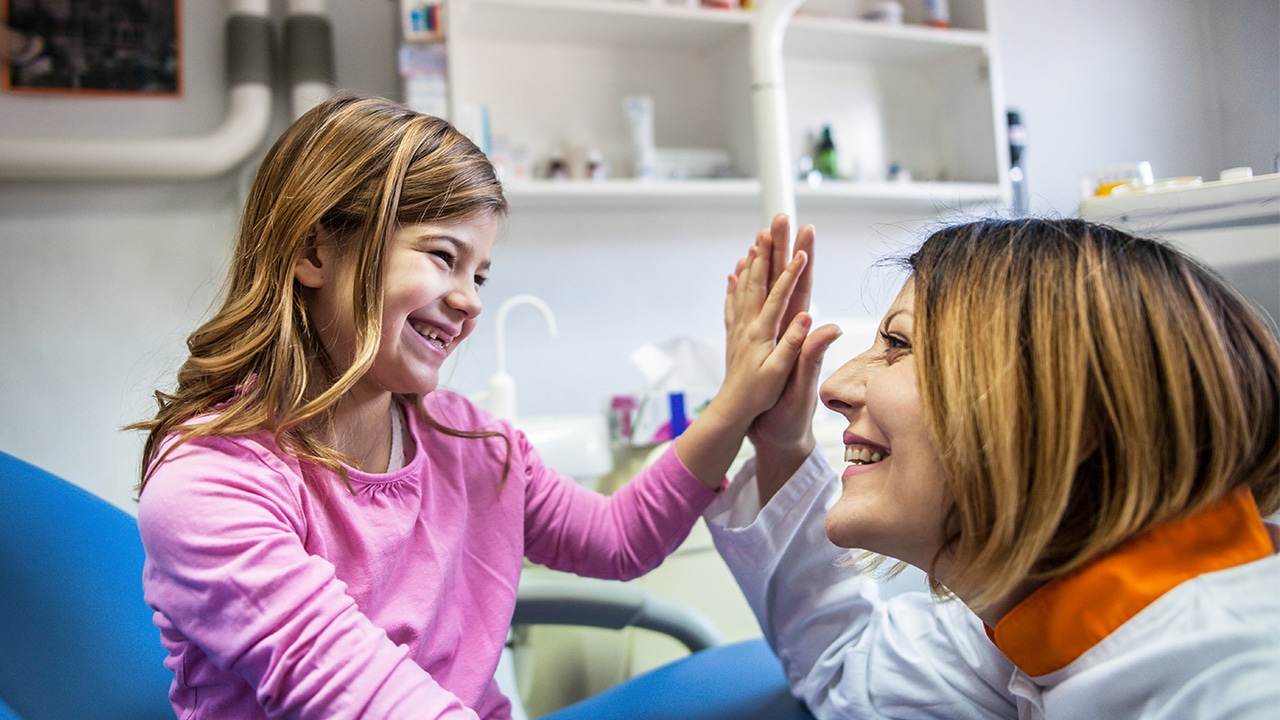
707,217,1280,719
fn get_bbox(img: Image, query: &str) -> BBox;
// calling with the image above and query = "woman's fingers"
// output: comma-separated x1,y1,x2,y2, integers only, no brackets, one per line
786,224,815,325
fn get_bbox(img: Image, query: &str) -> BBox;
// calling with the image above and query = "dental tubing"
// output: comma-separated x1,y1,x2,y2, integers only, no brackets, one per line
0,0,336,182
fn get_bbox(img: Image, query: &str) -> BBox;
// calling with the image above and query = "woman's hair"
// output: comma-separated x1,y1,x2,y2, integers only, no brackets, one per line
910,217,1280,610
133,92,508,493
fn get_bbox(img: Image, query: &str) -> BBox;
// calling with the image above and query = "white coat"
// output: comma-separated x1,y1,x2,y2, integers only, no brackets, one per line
704,449,1280,720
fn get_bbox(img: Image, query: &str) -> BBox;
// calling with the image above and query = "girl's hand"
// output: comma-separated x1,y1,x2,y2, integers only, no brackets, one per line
672,217,811,490
718,222,813,424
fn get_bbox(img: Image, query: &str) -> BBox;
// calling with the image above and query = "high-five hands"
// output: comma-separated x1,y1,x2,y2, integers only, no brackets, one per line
672,213,813,490
737,214,843,505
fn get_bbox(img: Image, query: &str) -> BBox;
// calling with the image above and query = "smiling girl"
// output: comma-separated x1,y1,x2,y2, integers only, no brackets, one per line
708,217,1280,719
133,93,813,719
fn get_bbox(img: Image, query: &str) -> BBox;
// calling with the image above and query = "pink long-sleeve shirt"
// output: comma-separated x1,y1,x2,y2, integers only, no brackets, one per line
138,390,718,719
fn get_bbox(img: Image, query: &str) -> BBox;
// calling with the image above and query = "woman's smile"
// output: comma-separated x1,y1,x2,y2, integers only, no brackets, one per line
819,278,950,571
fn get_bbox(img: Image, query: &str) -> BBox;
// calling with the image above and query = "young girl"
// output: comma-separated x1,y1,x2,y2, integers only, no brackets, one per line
134,93,813,719
708,217,1280,719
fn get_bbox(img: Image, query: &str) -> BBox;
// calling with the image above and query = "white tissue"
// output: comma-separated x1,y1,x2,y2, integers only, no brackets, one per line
629,336,722,390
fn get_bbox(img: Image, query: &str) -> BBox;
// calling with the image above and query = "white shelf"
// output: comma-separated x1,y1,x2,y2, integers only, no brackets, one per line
503,178,758,209
457,0,989,62
501,178,1006,210
453,0,748,49
786,15,991,65
798,179,1006,205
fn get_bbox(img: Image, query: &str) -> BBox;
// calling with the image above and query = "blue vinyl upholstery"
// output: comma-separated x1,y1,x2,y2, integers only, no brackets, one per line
0,451,172,720
542,637,815,720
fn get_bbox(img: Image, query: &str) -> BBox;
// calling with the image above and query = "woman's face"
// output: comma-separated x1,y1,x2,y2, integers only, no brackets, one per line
818,277,950,573
301,212,499,398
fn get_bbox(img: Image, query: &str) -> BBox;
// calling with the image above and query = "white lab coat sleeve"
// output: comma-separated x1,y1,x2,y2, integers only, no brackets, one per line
704,448,1018,720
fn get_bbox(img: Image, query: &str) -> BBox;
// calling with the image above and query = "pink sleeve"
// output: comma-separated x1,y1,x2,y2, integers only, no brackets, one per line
137,438,479,720
521,438,721,580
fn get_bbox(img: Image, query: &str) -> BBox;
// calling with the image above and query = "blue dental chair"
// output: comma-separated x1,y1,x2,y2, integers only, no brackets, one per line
0,451,173,720
0,450,813,719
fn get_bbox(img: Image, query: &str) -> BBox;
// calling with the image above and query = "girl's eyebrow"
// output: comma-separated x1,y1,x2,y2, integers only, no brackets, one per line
422,234,492,273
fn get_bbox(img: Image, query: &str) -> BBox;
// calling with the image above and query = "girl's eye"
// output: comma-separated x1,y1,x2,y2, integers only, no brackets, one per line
474,274,488,288
429,250,455,267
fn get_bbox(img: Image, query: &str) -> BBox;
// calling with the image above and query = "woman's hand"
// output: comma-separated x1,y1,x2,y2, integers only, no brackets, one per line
741,215,842,506
718,220,814,423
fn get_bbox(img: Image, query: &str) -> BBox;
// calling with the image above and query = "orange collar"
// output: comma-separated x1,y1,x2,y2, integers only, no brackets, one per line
990,487,1273,677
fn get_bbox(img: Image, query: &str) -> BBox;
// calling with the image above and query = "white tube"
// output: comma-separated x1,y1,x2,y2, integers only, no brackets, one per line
490,295,558,421
750,0,806,231
0,0,273,182
286,0,336,120
0,86,272,182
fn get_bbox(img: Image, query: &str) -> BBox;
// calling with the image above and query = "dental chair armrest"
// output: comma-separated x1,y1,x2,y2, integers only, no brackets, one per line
513,571,724,652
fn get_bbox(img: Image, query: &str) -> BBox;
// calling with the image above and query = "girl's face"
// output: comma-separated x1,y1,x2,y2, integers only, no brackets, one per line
300,212,499,399
818,278,950,574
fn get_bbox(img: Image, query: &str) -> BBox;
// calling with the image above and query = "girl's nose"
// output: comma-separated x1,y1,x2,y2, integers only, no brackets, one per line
820,352,870,416
447,282,482,318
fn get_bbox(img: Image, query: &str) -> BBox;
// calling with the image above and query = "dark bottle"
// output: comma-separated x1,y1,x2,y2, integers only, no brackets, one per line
1007,109,1028,215
813,125,838,180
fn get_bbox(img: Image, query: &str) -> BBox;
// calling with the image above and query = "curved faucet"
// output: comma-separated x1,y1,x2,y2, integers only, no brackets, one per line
489,294,558,420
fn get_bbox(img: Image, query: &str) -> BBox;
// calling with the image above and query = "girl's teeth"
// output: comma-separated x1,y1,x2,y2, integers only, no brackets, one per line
413,322,449,348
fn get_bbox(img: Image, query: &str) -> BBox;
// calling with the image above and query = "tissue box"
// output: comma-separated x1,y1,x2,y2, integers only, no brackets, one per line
610,389,716,446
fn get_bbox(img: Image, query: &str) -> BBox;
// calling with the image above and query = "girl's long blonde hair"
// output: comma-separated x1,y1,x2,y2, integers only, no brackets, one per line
133,93,507,493
911,218,1279,611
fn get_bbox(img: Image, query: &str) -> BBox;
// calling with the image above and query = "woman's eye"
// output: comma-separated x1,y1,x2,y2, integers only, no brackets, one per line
880,331,911,356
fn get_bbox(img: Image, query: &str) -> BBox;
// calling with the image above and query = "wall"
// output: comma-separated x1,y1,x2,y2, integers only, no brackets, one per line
1,0,1276,511
993,0,1279,215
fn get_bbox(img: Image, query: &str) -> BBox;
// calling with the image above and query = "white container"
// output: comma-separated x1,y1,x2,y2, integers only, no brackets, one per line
623,95,657,180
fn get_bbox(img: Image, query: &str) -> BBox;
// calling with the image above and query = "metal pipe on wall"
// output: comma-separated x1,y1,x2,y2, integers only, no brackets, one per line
0,0,274,182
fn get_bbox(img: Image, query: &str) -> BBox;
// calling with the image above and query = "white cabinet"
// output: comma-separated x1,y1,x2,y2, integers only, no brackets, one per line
437,0,1010,210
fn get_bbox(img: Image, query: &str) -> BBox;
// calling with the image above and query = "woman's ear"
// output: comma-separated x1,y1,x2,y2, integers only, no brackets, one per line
294,228,329,289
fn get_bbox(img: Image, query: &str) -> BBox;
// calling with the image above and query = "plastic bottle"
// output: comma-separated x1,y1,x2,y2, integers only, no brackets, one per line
813,125,838,180
623,95,656,180
923,0,950,28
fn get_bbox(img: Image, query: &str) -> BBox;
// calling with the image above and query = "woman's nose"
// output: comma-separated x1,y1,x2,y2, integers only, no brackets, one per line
820,352,869,416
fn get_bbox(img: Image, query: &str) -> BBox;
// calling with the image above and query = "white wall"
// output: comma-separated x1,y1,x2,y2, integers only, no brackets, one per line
994,0,1278,215
1,0,1276,511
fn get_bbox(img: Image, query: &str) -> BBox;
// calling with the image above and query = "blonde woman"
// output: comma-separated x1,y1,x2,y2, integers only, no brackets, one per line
133,93,813,719
708,217,1280,719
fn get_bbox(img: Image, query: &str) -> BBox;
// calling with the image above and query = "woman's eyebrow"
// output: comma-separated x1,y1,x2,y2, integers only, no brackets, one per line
880,308,911,330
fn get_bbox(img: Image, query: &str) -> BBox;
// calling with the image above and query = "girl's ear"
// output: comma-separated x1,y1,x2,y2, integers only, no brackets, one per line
294,228,329,289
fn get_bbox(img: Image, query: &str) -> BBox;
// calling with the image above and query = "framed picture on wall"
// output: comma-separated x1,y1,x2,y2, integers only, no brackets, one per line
2,0,181,96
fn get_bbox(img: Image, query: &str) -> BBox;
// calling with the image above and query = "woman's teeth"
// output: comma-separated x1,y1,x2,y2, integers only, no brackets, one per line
844,445,884,465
